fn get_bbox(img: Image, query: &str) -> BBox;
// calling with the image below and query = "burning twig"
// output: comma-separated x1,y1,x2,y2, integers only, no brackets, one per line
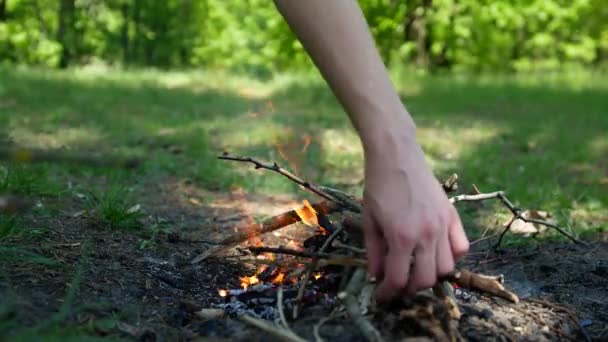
237,314,307,342
0,196,30,214
293,226,345,319
449,190,586,247
191,200,342,264
338,268,384,342
219,152,363,213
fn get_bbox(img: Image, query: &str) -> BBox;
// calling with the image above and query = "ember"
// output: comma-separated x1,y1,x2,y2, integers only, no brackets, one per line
218,289,227,297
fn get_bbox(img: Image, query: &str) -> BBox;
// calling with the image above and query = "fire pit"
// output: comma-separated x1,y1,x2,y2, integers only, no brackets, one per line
188,153,588,341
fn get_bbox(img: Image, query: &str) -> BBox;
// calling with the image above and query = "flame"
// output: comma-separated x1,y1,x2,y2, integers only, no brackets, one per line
314,273,322,280
272,273,285,284
218,289,227,297
301,135,312,153
240,275,260,289
276,143,299,174
294,200,319,227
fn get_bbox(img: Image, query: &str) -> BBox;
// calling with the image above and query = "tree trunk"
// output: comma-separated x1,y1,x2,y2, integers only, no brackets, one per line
57,0,76,68
120,1,130,65
0,0,7,21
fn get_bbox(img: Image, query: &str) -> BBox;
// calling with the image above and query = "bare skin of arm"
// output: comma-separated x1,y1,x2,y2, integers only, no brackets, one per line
274,0,469,301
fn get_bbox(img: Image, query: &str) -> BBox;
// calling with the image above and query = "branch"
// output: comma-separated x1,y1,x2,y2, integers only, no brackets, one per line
449,190,587,247
338,268,384,342
191,200,342,264
219,152,338,203
237,314,307,342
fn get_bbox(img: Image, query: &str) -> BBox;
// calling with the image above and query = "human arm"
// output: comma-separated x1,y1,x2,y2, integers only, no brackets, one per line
273,0,469,301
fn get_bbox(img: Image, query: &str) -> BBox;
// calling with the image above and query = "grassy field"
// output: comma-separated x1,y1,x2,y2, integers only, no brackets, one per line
0,66,607,338
2,66,606,233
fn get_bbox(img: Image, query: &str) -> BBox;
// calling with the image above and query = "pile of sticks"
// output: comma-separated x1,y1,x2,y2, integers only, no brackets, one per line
191,153,587,341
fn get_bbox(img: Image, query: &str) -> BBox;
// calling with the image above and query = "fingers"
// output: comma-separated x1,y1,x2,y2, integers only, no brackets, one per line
406,239,437,294
448,207,469,259
375,229,415,302
363,212,385,280
436,226,455,277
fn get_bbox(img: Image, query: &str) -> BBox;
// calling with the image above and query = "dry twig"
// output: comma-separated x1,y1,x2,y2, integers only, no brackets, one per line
450,190,586,247
338,268,384,342
238,314,307,342
191,200,341,263
219,152,338,203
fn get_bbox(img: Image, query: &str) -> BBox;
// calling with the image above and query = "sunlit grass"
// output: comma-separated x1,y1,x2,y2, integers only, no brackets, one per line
0,66,606,239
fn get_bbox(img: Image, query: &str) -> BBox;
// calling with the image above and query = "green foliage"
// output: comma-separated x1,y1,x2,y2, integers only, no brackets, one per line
0,0,605,72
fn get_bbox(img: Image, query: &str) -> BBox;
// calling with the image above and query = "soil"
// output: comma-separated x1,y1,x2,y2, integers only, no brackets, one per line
1,178,607,341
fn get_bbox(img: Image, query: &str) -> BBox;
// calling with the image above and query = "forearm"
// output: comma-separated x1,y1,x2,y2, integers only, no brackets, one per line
273,0,418,155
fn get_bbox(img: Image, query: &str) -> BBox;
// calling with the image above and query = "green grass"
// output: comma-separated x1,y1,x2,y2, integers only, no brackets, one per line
0,66,606,239
81,184,143,231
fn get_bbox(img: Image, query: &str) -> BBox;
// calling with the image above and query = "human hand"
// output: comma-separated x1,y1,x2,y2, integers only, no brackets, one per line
363,134,469,302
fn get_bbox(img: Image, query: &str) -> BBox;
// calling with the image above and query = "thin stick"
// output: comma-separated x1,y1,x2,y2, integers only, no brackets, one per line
313,309,341,342
191,200,341,263
338,268,384,342
449,190,586,247
277,287,290,330
293,226,345,319
249,246,335,259
332,240,366,254
219,152,338,203
238,315,307,342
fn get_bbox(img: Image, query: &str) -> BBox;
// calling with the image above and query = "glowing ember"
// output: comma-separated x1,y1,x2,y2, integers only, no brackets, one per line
218,289,227,297
272,273,285,284
240,275,260,289
314,273,322,280
294,199,319,227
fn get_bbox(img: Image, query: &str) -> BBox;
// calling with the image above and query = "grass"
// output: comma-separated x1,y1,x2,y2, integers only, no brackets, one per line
81,184,143,231
0,66,606,239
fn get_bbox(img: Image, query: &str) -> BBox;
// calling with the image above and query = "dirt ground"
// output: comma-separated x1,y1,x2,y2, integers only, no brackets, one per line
1,178,607,341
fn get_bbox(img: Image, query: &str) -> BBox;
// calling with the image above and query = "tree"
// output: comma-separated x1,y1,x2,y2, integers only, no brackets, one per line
57,0,76,68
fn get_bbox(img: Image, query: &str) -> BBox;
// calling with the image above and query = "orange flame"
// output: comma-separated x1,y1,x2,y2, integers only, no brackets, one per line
314,273,322,280
218,289,227,297
301,135,312,153
240,275,260,290
294,199,319,227
272,273,285,284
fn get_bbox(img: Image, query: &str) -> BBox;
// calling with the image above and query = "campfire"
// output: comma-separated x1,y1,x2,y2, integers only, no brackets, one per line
192,153,586,341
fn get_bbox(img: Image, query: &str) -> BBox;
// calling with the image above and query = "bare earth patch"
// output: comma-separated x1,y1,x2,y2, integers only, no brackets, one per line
1,181,606,341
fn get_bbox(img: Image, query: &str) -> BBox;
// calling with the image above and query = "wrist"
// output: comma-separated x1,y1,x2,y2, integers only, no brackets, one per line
359,109,420,160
